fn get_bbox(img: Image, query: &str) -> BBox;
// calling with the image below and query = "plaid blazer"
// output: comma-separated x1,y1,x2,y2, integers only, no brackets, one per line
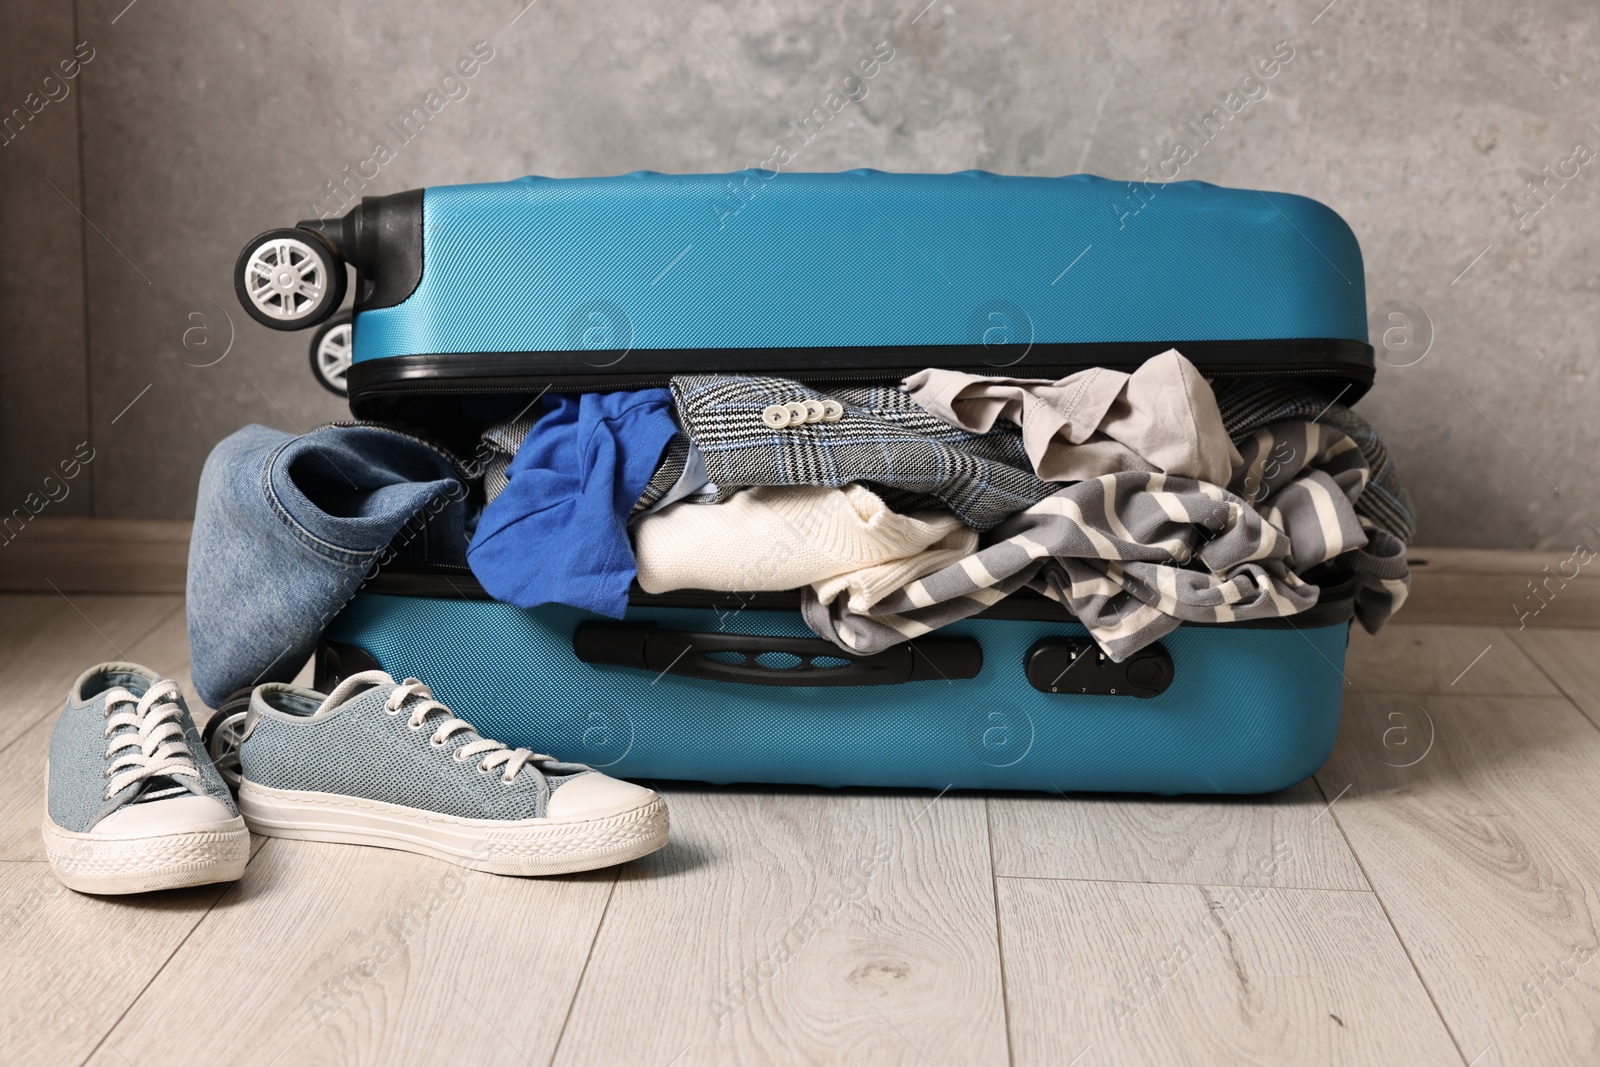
666,375,1057,530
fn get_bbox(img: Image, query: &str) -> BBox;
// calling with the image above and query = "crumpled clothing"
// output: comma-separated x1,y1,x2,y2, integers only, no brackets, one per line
902,349,1240,485
668,375,1058,530
1231,419,1410,632
640,371,1414,546
476,398,718,518
1214,377,1414,546
187,423,469,708
468,389,678,618
634,483,977,611
800,421,1379,662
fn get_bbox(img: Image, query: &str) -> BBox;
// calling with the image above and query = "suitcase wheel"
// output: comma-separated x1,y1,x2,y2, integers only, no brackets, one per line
309,311,354,396
200,697,251,792
234,227,347,331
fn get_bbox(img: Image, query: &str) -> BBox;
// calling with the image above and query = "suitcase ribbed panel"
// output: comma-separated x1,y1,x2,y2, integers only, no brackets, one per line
326,593,1347,795
352,171,1367,362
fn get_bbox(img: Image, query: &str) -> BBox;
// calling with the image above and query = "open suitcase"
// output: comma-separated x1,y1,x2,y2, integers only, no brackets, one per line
234,170,1374,794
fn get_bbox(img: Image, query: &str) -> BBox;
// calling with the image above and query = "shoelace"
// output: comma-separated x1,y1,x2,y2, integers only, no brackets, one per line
383,678,553,786
101,680,201,800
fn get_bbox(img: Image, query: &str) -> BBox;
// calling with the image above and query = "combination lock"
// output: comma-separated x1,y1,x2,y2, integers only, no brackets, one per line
1023,637,1174,698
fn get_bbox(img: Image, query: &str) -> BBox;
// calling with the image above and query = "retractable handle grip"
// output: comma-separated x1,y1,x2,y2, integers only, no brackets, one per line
573,621,982,687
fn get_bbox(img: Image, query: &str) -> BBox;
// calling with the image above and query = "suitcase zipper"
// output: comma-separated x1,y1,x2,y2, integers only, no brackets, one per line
347,360,1365,401
343,337,1375,410
361,560,1359,630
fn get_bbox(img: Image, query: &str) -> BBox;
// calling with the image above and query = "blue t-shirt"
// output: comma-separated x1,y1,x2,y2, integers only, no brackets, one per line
468,389,678,617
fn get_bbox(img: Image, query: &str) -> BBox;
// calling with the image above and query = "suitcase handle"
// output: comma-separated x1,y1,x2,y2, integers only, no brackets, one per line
572,621,982,687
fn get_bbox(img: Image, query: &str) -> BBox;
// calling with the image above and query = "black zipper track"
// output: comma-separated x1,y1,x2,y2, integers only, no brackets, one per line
358,562,1357,630
354,362,1355,397
346,338,1374,413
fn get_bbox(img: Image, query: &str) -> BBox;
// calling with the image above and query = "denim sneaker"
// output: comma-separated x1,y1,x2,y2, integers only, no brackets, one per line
225,671,668,875
43,663,250,894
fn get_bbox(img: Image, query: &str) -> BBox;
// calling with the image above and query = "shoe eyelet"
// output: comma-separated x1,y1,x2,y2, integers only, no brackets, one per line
500,776,517,787
476,763,493,775
453,750,469,763
407,722,423,732
429,736,447,749
102,767,113,778
385,706,401,715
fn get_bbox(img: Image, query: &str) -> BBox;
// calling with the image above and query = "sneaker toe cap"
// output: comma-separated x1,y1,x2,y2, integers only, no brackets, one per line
95,795,239,836
546,773,658,821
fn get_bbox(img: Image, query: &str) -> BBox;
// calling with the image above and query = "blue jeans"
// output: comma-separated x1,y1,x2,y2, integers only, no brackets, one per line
187,423,467,707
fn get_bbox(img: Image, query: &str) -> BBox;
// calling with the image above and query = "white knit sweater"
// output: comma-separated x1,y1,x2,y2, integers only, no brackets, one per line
632,484,978,611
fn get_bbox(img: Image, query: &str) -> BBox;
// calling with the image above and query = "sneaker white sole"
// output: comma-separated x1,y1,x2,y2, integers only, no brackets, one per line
40,814,251,895
235,779,670,876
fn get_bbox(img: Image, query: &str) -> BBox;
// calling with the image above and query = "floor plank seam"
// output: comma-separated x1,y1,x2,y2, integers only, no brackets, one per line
989,873,1377,893
1309,774,1474,1067
72,873,241,1067
1502,626,1600,737
544,869,621,1067
1352,687,1548,698
985,798,1018,1067
67,837,284,1067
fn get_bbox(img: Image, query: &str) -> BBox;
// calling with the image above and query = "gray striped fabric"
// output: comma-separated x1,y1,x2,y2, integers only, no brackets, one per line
1229,418,1411,634
1342,527,1411,634
1213,377,1414,545
801,421,1395,662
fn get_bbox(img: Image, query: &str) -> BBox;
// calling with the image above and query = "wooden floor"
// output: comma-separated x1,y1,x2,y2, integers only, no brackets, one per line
3,594,1600,1066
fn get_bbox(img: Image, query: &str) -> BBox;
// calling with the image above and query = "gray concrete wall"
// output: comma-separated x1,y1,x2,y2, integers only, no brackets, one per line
0,2,92,518
1,0,1596,547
